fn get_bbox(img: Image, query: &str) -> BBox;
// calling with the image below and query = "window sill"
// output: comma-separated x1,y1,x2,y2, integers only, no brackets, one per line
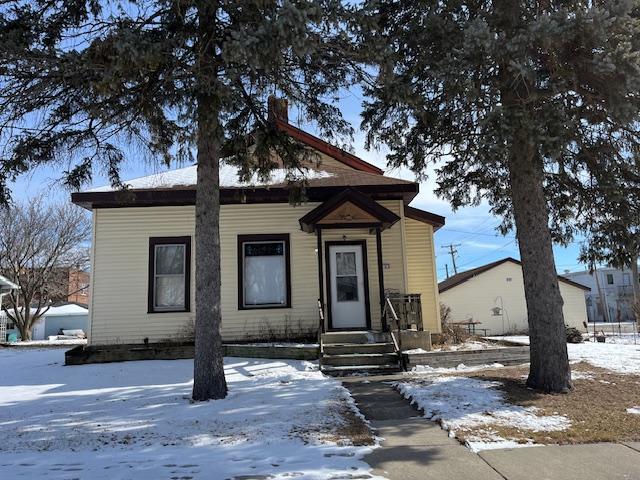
148,308,191,314
238,305,291,311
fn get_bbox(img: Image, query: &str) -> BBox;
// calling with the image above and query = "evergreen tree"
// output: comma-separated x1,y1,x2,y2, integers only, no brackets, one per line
579,166,640,313
0,0,358,400
359,0,640,392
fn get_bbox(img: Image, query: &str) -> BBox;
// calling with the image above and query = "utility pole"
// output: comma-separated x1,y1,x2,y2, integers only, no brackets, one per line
442,243,461,275
445,263,450,279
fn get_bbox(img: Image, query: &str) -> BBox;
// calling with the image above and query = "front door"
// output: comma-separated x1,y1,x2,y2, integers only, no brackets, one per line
328,243,369,329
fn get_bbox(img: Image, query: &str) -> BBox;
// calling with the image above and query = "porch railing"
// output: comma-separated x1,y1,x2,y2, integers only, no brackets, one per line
385,293,423,331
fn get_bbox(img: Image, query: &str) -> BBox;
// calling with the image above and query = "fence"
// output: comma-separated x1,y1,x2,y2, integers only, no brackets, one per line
586,321,638,335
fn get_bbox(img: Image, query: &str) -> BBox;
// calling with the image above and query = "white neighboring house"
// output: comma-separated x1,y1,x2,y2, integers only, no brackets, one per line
0,275,19,341
562,267,637,323
6,304,89,341
439,257,590,335
0,275,19,301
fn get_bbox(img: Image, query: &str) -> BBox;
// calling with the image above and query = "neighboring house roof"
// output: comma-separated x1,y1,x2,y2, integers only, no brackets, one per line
438,257,591,293
0,275,19,290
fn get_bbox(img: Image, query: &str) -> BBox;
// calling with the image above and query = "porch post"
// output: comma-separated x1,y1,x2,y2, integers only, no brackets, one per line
316,226,325,332
375,225,387,330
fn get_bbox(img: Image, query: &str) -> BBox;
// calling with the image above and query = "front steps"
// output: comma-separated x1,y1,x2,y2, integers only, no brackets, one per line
320,331,402,376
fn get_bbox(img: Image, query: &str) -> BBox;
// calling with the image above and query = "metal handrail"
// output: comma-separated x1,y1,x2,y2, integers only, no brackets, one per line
317,299,324,360
384,296,403,369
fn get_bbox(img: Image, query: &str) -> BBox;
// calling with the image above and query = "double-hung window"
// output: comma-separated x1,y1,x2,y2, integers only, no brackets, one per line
238,234,291,309
148,237,191,313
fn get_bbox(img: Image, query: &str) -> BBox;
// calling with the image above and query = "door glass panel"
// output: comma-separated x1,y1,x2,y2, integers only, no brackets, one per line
337,276,358,302
336,252,356,276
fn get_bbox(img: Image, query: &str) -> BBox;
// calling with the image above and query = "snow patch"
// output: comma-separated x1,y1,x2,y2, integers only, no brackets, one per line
397,376,570,452
0,349,381,479
571,370,594,380
403,348,429,354
408,363,505,375
486,336,640,375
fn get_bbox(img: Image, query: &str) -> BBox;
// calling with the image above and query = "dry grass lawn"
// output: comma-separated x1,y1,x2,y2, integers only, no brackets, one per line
462,362,640,445
294,400,376,447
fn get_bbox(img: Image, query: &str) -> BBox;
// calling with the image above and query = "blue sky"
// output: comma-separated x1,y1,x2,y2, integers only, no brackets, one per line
8,89,588,280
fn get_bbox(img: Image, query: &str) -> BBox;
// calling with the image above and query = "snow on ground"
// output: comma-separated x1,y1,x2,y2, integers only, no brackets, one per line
599,334,640,345
485,335,640,374
430,340,498,352
484,335,530,345
0,348,382,480
396,376,570,453
408,363,505,375
5,338,87,346
567,342,640,374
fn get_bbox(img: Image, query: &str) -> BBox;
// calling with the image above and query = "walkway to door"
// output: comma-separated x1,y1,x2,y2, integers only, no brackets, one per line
342,376,640,480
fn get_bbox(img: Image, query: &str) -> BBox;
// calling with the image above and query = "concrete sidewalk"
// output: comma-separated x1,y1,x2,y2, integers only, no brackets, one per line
342,376,640,480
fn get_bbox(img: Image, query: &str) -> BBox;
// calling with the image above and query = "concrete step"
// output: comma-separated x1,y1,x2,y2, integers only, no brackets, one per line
323,342,396,355
322,331,391,345
320,363,401,377
322,352,399,367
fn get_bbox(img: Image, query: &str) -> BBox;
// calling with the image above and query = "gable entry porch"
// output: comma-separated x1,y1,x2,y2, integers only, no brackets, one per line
299,189,426,375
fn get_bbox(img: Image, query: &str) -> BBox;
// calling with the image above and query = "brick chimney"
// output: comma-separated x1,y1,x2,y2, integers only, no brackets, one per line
268,95,288,123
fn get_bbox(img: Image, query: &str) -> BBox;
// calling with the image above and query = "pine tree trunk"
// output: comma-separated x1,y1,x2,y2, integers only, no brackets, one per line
192,1,227,401
508,134,572,393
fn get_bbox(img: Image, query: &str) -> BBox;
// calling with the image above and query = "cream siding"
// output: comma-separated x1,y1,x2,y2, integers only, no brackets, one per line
89,200,424,345
404,218,441,333
439,261,589,335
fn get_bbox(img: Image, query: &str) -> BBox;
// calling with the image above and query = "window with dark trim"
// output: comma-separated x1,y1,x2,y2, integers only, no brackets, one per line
148,236,191,313
238,234,291,309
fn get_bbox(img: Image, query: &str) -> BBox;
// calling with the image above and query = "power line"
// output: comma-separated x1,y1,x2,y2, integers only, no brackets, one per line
455,239,518,270
441,227,515,238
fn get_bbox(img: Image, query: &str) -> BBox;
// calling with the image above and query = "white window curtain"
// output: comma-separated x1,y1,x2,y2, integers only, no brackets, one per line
244,242,286,306
154,244,185,309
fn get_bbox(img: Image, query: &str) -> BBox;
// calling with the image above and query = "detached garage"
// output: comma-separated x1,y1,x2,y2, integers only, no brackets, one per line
439,257,590,335
30,304,89,340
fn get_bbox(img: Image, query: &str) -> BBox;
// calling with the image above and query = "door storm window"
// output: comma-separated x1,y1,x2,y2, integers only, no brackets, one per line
148,237,191,313
335,252,358,302
238,234,291,309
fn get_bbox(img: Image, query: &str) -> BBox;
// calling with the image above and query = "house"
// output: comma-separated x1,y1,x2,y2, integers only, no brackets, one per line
438,258,590,335
30,304,89,340
4,304,89,341
0,275,19,342
72,101,445,348
66,269,91,307
3,267,90,307
0,275,19,302
6,304,89,341
562,267,637,323
44,267,90,307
